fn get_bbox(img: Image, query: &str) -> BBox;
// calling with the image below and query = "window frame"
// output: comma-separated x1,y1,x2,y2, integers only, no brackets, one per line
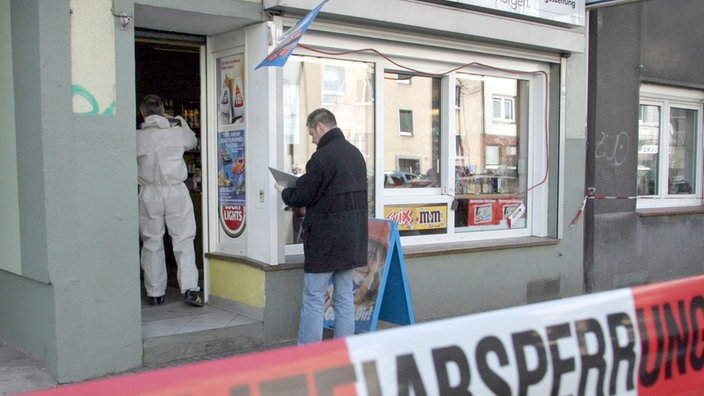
637,84,704,209
282,39,553,250
492,95,515,123
381,66,549,244
399,109,414,136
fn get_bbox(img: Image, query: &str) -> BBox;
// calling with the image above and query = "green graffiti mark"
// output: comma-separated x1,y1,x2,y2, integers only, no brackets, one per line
72,84,115,115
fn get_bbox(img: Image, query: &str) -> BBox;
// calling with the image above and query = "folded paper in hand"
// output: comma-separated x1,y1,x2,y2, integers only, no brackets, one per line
268,167,299,188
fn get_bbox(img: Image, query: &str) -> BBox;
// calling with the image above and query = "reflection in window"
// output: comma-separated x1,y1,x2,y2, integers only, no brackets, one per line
637,104,660,196
383,72,440,189
283,57,375,245
669,108,696,194
322,65,345,105
399,109,414,136
493,95,515,122
454,74,528,231
638,102,698,197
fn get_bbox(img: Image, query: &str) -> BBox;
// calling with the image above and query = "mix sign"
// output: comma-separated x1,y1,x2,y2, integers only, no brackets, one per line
25,276,704,395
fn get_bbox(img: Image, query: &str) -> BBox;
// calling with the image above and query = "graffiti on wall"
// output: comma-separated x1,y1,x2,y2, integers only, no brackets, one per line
595,130,630,167
72,84,116,115
70,0,116,115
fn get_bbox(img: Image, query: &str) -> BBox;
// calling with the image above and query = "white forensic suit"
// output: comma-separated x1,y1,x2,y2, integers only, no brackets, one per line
137,114,199,297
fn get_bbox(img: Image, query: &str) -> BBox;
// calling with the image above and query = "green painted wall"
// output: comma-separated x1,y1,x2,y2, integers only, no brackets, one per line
1,0,142,382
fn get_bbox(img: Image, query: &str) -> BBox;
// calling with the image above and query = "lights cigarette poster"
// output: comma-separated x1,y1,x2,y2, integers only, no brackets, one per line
217,54,246,238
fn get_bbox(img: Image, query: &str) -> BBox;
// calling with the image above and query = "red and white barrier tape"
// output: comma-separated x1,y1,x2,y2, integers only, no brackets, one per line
24,275,704,396
571,187,647,228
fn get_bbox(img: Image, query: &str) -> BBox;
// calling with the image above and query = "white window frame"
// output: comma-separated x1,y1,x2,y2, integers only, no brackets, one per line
492,95,515,123
637,84,704,209
381,66,549,245
399,109,414,136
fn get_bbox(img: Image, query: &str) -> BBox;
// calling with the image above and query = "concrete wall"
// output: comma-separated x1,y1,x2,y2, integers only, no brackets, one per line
0,0,21,276
1,0,142,382
586,0,704,292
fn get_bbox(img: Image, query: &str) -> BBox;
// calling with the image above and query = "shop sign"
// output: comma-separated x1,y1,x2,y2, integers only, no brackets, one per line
423,0,585,26
384,204,447,231
586,0,643,9
256,0,329,69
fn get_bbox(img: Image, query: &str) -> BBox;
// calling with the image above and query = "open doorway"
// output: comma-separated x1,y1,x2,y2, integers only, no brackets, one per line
135,29,205,299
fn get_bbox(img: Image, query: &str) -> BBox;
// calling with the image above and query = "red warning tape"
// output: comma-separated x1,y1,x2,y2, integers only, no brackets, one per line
22,275,704,395
571,187,647,227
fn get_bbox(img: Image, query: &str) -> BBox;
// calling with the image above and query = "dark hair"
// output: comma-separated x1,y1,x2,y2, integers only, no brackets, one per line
306,108,337,129
140,94,165,117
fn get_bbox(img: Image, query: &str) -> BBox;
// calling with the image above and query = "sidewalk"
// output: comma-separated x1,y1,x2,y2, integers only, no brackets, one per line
0,340,56,395
0,337,300,396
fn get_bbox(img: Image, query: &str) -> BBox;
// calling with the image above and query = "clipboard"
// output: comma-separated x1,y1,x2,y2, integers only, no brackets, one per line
268,167,299,188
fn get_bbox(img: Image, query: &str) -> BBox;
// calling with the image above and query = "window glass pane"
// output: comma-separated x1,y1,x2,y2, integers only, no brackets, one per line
504,98,514,120
283,57,375,244
637,104,660,196
399,109,414,135
493,98,501,119
668,108,697,194
383,72,440,189
454,74,528,231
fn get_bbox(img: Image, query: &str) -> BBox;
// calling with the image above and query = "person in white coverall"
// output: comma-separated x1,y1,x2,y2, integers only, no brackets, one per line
137,94,203,307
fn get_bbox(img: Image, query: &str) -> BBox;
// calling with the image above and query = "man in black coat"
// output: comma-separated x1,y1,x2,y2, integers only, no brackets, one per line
277,108,368,345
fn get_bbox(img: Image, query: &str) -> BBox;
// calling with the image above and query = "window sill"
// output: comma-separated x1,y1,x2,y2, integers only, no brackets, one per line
402,236,558,258
207,237,558,269
636,205,704,217
205,252,303,271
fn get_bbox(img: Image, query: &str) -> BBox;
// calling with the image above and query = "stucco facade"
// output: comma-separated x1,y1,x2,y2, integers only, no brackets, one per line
586,0,704,292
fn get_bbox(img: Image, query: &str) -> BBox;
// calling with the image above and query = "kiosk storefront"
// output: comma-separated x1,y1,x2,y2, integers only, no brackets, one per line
202,0,588,344
2,0,588,382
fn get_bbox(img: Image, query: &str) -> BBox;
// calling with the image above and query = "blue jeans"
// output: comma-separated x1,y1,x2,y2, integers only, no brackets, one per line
298,269,355,345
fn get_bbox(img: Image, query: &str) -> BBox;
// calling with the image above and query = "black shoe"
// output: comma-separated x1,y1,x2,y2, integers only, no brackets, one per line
183,290,204,307
147,296,165,305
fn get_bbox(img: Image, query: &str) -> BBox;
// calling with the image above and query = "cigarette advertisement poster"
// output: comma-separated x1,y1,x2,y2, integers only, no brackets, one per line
218,129,246,237
217,54,246,238
468,198,524,226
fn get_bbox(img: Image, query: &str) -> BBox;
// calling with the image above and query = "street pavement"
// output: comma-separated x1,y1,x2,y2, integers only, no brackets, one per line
0,337,299,395
0,340,56,395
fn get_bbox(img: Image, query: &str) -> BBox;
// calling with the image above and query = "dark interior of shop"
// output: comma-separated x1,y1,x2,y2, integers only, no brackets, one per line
135,30,204,291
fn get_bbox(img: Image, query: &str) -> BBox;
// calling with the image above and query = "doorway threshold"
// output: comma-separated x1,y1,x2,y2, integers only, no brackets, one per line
141,287,264,366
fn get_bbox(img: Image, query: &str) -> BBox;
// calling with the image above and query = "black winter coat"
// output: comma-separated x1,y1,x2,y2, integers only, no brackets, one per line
281,128,368,273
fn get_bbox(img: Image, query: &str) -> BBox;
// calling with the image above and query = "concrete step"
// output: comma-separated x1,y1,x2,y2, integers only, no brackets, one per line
142,319,264,367
141,288,266,367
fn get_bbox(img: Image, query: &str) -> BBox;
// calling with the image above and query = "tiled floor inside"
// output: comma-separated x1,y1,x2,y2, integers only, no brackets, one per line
141,288,258,339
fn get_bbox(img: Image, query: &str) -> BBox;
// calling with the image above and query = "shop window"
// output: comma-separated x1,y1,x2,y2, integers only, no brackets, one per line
383,72,440,194
282,57,376,246
453,74,529,233
637,84,703,208
283,52,549,246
